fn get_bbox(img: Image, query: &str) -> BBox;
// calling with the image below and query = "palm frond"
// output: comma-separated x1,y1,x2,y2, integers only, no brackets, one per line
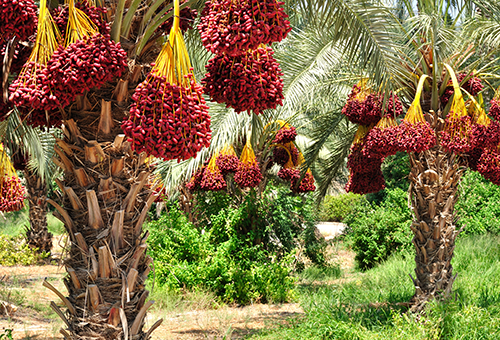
0,109,59,182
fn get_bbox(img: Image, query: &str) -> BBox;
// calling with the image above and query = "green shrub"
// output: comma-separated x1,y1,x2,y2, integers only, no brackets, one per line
367,151,410,205
455,170,500,235
263,185,326,265
0,235,47,266
344,188,413,270
319,193,365,222
147,202,296,305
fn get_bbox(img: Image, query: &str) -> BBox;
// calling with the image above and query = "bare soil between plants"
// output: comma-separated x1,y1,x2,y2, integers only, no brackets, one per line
0,262,304,339
0,232,350,339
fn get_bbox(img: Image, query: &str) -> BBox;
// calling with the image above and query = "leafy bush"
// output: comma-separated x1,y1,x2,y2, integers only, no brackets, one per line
319,193,364,222
263,185,326,266
367,151,410,205
455,170,500,235
344,188,413,269
0,235,47,266
147,202,296,305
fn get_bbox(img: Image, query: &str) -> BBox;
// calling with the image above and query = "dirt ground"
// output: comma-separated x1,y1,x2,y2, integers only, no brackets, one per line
0,234,351,339
0,263,304,340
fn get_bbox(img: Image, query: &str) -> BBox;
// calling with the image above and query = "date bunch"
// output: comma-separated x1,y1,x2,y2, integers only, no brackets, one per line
342,84,403,125
0,175,25,212
186,168,204,191
0,0,37,44
345,127,386,195
203,46,284,114
122,74,212,161
198,0,291,56
216,154,240,175
234,161,262,188
273,126,297,144
477,149,500,185
362,116,401,158
201,165,227,191
48,33,127,97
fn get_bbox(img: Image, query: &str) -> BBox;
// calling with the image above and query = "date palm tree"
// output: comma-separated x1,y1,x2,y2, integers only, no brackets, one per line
23,0,206,338
285,0,500,311
0,110,58,254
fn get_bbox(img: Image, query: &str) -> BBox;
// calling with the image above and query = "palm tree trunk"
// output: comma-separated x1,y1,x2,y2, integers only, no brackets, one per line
48,73,162,339
24,168,52,254
408,137,465,311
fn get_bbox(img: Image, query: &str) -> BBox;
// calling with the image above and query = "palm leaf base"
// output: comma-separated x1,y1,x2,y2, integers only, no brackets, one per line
48,75,162,339
408,143,464,312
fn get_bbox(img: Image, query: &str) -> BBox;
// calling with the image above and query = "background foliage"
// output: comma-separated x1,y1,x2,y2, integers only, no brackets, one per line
147,184,325,304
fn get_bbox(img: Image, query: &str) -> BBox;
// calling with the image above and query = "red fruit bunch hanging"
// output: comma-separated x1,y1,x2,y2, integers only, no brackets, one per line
158,6,198,34
0,0,37,44
201,156,227,191
489,93,500,121
48,34,127,97
345,168,385,195
123,74,211,161
186,167,204,191
341,82,403,125
198,0,291,56
440,67,474,154
477,147,500,185
347,142,384,174
0,175,25,212
345,125,385,195
466,147,483,172
469,98,500,149
0,145,25,213
234,141,262,188
52,2,110,38
440,113,473,154
342,81,374,125
440,73,484,108
9,0,74,126
203,46,284,114
273,125,297,145
362,115,401,159
47,1,127,98
122,16,211,161
397,75,436,153
216,145,240,175
290,169,315,193
277,167,299,181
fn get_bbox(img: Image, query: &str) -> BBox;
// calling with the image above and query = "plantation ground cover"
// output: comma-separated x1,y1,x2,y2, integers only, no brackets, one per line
0,233,498,339
250,234,500,340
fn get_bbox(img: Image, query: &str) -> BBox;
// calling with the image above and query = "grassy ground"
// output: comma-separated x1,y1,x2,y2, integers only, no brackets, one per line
0,206,65,237
249,234,500,340
0,233,498,339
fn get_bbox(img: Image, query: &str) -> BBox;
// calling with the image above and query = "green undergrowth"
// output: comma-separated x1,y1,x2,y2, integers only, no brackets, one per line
0,235,48,266
0,206,65,237
249,234,500,340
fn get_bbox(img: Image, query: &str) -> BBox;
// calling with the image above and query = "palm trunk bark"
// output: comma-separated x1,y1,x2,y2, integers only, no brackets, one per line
24,168,52,254
48,72,162,339
408,112,465,311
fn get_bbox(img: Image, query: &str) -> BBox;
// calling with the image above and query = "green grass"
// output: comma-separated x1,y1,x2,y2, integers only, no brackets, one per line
249,234,500,340
0,206,65,237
